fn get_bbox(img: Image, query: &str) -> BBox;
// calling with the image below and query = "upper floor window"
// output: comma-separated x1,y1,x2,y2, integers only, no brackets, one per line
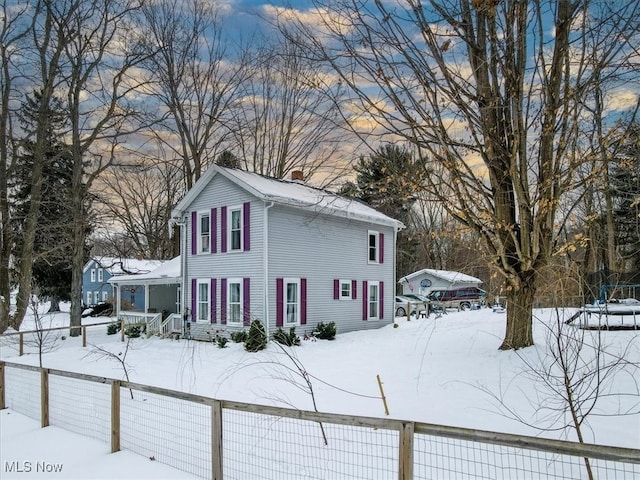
198,212,210,254
229,207,242,251
368,231,378,263
97,269,104,282
90,269,96,282
368,231,384,264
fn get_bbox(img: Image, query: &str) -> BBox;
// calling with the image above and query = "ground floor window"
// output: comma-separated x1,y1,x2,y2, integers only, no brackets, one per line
228,279,242,324
197,280,210,322
368,281,379,320
285,278,300,325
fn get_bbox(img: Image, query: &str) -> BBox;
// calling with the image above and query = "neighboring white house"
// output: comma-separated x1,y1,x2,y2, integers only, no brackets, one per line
170,165,404,341
398,269,482,296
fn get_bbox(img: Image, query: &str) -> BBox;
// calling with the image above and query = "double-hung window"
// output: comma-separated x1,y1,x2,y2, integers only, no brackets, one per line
340,280,351,299
285,278,300,325
368,231,378,263
198,213,211,254
197,280,210,322
229,207,242,251
227,279,242,324
86,292,92,305
97,269,104,282
90,269,96,282
368,281,380,320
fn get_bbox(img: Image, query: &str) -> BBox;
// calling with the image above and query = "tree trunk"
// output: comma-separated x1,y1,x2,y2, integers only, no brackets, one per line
47,297,60,313
69,174,85,337
499,274,536,350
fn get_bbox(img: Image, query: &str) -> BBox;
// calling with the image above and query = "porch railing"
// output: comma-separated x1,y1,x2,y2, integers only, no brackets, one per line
160,314,182,336
117,311,182,338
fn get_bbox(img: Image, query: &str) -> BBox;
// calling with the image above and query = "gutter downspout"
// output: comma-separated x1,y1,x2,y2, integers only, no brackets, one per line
179,216,188,331
393,222,403,318
264,202,274,340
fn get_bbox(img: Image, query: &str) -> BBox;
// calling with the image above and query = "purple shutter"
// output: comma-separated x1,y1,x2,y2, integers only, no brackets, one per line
333,279,339,300
220,278,227,324
243,202,251,251
243,277,251,326
191,278,196,321
379,281,384,319
211,208,217,254
362,281,368,320
352,280,357,299
379,233,384,263
221,206,227,253
191,211,197,255
301,278,307,325
211,278,217,323
276,278,284,327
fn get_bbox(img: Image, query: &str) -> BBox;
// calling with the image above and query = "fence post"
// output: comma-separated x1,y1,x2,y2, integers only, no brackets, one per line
111,380,120,453
212,400,223,480
398,422,414,480
19,332,24,356
41,369,49,428
121,319,125,342
82,326,87,347
0,362,5,410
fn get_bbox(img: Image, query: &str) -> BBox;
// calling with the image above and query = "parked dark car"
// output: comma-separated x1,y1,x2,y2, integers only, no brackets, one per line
427,287,486,311
81,302,113,318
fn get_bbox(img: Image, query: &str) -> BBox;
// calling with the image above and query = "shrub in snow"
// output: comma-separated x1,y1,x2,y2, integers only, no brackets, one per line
230,330,248,343
106,322,120,335
125,325,142,338
273,327,301,346
244,319,267,352
215,335,228,349
314,321,337,340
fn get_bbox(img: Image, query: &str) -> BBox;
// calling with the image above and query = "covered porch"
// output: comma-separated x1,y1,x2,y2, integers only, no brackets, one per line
108,256,183,337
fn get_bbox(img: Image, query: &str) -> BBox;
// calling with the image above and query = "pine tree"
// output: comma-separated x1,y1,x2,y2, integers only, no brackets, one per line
609,124,640,274
11,91,78,312
340,144,424,277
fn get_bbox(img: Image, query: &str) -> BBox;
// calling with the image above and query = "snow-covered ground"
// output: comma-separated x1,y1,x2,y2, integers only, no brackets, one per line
1,304,638,479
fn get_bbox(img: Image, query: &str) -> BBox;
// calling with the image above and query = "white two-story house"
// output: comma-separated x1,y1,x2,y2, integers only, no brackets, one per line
171,165,404,341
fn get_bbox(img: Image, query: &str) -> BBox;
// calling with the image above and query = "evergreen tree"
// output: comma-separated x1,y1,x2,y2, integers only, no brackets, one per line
610,123,640,274
341,144,425,277
11,91,77,312
346,144,422,221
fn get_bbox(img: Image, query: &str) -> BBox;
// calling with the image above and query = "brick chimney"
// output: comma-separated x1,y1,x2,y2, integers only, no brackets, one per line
291,170,304,182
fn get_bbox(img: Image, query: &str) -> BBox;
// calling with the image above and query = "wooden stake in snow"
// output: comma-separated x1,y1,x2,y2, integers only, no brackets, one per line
377,374,389,415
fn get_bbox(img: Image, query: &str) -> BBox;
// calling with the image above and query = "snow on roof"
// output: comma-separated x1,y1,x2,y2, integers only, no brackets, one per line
108,256,181,285
172,165,404,229
91,257,165,276
399,269,482,285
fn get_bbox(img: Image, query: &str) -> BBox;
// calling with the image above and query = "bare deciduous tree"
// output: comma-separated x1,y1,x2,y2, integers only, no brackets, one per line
276,0,640,349
0,1,31,328
230,34,351,184
139,0,250,189
97,160,184,259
